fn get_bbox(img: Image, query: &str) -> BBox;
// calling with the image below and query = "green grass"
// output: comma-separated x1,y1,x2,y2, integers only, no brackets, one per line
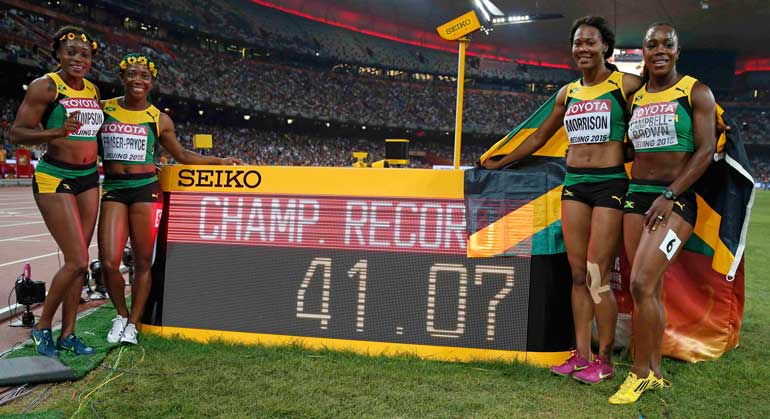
6,304,125,378
2,191,769,418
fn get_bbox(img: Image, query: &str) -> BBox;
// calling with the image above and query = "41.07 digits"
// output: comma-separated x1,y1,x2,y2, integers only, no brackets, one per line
295,257,516,341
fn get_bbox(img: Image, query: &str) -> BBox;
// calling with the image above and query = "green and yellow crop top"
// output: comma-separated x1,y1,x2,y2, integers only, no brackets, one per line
41,72,103,141
562,71,628,145
628,75,697,153
99,97,161,164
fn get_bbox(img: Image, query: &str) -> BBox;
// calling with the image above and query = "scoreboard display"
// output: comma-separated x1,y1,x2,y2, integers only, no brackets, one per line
143,166,572,365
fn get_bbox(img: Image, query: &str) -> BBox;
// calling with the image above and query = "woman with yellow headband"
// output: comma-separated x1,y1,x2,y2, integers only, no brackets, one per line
98,53,243,345
10,25,103,357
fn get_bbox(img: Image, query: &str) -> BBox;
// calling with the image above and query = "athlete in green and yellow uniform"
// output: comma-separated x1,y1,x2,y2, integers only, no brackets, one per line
484,17,642,385
34,71,103,193
561,70,630,210
10,26,103,357
98,53,243,345
623,75,699,225
99,96,162,204
610,23,718,405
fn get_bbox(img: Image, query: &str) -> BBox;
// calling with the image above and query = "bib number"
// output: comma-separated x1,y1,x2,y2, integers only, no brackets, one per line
101,122,149,162
563,99,612,144
60,98,103,138
629,102,679,150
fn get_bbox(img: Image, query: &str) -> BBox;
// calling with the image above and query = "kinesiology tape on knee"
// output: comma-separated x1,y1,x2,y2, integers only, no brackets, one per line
586,262,610,304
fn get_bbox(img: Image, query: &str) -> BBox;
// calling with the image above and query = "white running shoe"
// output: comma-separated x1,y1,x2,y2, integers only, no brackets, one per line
121,323,138,345
107,315,127,343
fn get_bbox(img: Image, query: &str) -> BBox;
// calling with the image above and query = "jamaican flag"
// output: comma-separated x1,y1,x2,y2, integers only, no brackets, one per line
466,92,568,257
465,93,575,353
466,95,753,361
657,106,753,361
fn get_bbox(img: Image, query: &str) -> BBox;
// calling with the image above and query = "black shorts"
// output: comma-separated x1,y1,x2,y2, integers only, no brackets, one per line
561,166,629,209
101,173,162,205
33,155,99,195
623,180,698,226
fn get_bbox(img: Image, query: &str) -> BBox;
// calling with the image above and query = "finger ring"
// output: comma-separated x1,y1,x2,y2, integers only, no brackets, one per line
657,215,664,220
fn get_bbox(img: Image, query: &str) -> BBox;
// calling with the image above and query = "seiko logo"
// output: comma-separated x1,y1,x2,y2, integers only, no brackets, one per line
178,169,262,189
445,18,471,35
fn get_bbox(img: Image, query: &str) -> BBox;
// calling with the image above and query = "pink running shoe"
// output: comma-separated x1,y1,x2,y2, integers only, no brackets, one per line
573,356,615,385
550,350,590,376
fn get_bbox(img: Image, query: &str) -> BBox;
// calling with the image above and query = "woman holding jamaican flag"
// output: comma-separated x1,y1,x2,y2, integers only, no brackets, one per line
608,23,717,405
98,53,243,345
484,16,642,384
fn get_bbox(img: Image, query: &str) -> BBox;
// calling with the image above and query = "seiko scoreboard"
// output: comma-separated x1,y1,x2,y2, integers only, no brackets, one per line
143,166,572,365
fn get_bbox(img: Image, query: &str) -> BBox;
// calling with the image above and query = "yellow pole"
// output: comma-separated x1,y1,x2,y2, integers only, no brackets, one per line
453,38,469,170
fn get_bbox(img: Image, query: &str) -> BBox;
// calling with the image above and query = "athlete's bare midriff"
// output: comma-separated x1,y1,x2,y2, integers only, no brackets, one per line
566,140,624,168
102,161,156,175
631,151,691,181
45,138,98,164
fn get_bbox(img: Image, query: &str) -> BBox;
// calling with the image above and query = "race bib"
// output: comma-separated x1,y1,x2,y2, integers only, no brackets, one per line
563,99,612,144
101,122,149,162
60,98,103,138
658,229,682,261
629,102,679,150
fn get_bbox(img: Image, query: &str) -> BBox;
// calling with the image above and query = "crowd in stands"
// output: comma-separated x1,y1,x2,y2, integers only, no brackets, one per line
1,108,487,169
25,0,577,83
1,2,770,180
727,108,770,145
90,0,577,84
1,96,19,156
172,122,489,168
1,6,550,136
168,44,547,134
6,4,768,143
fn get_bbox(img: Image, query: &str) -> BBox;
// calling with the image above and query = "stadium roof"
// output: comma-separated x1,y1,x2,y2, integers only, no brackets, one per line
250,0,770,71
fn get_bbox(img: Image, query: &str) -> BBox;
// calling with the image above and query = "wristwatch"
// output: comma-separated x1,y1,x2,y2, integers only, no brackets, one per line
663,189,678,200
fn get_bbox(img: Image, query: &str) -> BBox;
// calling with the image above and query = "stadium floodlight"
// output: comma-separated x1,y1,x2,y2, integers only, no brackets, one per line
474,0,561,26
490,13,563,26
473,0,490,21
473,0,504,22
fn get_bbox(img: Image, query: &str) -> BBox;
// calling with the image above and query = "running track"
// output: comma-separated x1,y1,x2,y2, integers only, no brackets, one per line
0,186,107,354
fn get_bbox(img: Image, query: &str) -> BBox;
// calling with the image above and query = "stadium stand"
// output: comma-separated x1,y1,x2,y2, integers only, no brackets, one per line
0,1,769,176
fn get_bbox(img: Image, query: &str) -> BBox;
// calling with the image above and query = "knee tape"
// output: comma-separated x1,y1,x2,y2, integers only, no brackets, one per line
586,261,610,304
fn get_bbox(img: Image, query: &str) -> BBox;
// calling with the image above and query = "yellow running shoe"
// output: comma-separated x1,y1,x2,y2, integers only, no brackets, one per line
649,373,671,391
608,371,655,404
